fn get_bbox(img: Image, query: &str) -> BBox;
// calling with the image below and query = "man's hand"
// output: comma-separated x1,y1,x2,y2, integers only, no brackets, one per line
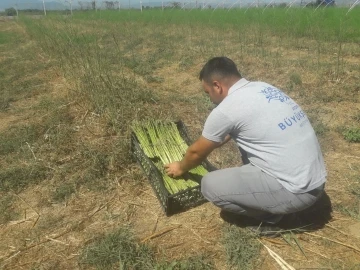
164,161,184,178
164,136,223,178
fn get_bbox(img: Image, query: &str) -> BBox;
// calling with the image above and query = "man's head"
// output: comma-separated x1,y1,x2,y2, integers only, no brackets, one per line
199,57,241,105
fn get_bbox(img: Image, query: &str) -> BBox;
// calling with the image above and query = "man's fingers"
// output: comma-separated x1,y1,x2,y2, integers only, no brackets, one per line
166,170,174,177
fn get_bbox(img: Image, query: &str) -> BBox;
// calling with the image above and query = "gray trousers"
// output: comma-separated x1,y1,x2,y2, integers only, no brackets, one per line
201,164,324,223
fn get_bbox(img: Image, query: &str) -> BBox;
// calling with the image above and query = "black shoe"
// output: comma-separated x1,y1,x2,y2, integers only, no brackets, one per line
247,224,283,238
220,210,284,226
277,213,316,231
220,211,286,238
220,211,260,227
262,214,284,225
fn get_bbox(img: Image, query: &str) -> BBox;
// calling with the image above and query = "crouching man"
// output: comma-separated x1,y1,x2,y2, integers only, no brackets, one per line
165,57,326,234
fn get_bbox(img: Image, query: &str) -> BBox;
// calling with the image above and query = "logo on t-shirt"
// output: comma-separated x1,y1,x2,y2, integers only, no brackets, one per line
260,86,290,103
259,86,309,131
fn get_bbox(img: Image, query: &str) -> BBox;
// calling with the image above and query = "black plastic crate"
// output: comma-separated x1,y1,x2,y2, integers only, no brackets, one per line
131,121,216,216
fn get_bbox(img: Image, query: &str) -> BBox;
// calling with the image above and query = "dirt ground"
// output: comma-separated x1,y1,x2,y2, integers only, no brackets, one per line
1,18,360,270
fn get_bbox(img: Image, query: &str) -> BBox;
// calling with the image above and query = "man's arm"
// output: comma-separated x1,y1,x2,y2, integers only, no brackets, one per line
164,136,223,178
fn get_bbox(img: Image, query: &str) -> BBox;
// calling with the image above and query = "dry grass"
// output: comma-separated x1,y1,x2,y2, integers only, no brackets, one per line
0,10,360,270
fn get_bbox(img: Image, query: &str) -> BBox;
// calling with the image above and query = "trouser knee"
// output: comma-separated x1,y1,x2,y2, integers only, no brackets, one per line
201,171,218,203
201,172,251,215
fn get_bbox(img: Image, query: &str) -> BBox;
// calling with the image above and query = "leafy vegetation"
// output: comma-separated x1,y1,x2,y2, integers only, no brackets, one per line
52,183,76,202
80,226,214,270
343,127,360,143
222,225,261,270
5,8,17,16
0,194,18,224
80,226,156,269
0,163,50,192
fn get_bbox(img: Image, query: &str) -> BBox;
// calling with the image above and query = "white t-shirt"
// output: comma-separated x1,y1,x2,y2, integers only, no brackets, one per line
202,78,327,193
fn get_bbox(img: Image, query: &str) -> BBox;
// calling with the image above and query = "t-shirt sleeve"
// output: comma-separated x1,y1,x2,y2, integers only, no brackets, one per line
202,109,233,143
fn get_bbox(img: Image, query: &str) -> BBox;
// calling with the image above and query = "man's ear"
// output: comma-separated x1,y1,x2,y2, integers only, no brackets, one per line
213,80,222,94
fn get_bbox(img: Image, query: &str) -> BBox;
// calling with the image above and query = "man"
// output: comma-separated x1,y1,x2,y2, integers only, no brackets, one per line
165,57,327,232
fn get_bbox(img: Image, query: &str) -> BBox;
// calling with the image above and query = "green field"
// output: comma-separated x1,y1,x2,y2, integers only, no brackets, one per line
0,7,360,269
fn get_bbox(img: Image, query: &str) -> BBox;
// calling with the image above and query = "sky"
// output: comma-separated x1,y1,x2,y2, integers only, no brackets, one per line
0,0,357,11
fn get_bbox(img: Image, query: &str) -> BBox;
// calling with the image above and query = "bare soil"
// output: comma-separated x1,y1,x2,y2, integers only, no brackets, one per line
1,19,360,270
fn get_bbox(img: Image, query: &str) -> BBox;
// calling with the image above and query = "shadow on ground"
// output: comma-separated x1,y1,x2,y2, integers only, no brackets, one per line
220,191,333,233
289,191,333,230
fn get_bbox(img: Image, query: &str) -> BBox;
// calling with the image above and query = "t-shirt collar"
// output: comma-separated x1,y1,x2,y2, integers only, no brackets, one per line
228,78,250,95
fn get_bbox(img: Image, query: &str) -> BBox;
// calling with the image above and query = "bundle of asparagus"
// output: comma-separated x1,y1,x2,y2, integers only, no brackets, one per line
132,121,208,194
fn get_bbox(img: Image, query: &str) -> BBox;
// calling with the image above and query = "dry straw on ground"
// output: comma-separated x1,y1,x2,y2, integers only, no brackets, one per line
1,11,360,270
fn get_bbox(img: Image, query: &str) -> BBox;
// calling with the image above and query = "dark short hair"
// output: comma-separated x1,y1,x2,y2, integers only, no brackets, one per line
199,57,241,82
